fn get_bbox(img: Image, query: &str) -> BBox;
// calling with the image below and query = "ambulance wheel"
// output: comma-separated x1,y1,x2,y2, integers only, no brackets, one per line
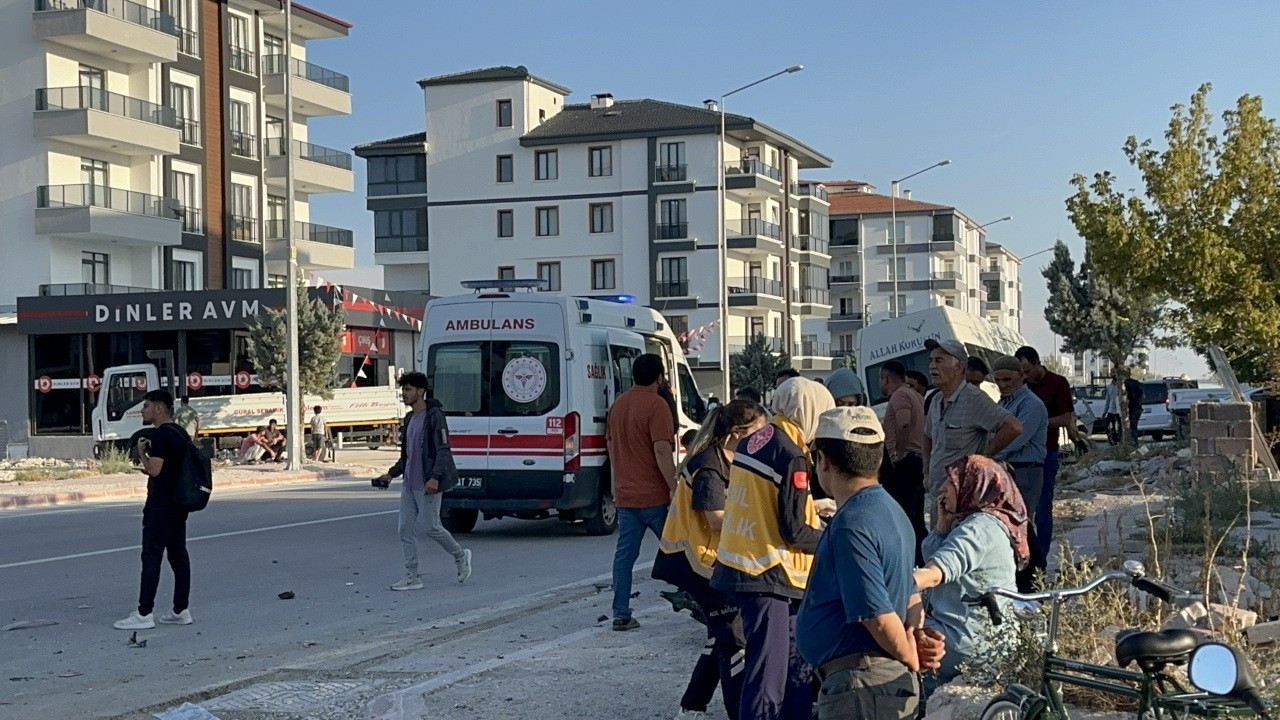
442,509,478,534
584,489,618,536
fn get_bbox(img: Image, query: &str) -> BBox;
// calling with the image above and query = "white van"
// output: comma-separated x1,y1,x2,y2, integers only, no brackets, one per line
421,280,706,536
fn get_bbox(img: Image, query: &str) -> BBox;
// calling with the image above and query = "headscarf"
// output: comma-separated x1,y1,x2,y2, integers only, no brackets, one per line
770,377,836,444
824,367,865,402
942,455,1031,570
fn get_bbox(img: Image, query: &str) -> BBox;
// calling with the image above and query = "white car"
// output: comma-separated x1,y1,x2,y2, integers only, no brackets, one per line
1137,378,1198,441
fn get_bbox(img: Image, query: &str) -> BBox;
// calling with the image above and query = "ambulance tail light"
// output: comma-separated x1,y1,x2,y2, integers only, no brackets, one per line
564,411,581,471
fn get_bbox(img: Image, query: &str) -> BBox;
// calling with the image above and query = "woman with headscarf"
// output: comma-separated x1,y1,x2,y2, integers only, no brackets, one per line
712,377,835,720
655,399,768,720
912,455,1028,696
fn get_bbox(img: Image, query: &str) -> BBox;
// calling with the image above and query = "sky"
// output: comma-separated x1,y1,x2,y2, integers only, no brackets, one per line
305,0,1280,379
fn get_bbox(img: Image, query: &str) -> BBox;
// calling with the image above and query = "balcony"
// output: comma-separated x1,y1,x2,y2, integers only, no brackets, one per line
796,287,830,305
793,340,832,358
229,214,257,243
726,218,783,256
985,299,1011,315
795,183,830,206
930,270,966,293
177,206,201,234
33,0,178,65
930,233,964,256
653,164,687,183
724,158,783,198
228,45,255,75
262,55,351,117
653,279,690,298
791,234,830,263
34,86,179,156
40,282,153,296
265,220,355,270
35,184,181,247
176,117,200,146
654,222,689,240
175,25,197,57
265,138,355,194
830,275,861,285
374,236,429,254
230,130,257,159
728,336,785,355
829,310,867,328
727,276,784,311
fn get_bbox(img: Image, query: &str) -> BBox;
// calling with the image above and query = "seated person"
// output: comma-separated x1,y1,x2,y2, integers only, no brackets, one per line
262,419,286,461
239,426,272,463
912,455,1028,696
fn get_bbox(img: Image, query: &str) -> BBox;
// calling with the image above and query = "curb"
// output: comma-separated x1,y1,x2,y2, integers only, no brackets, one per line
0,466,363,510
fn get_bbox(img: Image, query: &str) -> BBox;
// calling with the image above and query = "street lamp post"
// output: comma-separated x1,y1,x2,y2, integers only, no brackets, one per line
281,1,303,470
714,64,802,398
889,160,950,318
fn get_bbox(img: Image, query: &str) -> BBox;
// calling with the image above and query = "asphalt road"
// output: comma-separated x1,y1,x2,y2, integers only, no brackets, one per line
0,469,647,719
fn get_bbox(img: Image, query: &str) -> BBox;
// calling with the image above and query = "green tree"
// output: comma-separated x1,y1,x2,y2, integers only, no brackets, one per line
730,335,791,396
1042,240,1163,374
245,284,345,426
1066,83,1280,381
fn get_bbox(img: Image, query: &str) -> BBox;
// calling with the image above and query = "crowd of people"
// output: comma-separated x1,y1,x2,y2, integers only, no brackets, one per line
621,341,1072,720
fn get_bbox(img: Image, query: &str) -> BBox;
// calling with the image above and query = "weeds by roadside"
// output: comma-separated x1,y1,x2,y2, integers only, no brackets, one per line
95,445,134,475
5,468,95,483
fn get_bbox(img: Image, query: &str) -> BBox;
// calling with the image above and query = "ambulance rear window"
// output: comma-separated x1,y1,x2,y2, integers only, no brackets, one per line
427,340,560,417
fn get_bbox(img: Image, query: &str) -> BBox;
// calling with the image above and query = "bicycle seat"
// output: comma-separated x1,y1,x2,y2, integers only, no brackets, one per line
1115,628,1199,669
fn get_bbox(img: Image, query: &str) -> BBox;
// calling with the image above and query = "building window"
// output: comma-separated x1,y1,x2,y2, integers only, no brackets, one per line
591,259,615,290
229,100,254,158
496,155,513,183
889,257,906,281
887,219,906,244
536,207,559,237
266,194,286,223
81,157,108,188
267,274,287,288
498,265,515,291
831,218,859,246
537,261,561,292
535,150,558,181
659,142,685,169
231,183,255,242
170,259,197,291
989,258,1000,272
588,146,612,177
82,251,109,285
227,15,253,73
497,209,514,238
170,83,198,145
538,108,546,124
170,170,199,232
496,99,513,128
659,257,687,297
374,208,428,253
368,155,426,195
589,203,613,234
263,33,284,58
231,267,255,289
890,294,906,316
169,0,198,55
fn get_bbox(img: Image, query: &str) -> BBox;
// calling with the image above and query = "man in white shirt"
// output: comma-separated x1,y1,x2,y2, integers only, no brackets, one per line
1103,373,1123,444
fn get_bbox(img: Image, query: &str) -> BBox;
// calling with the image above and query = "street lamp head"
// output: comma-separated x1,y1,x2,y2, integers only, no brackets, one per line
938,159,952,166
785,64,804,73
999,215,1012,222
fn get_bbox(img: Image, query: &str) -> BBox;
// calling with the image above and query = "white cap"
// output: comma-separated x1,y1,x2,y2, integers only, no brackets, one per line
814,406,885,445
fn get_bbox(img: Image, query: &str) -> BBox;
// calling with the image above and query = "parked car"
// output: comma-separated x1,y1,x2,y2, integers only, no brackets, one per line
1137,378,1198,441
1073,384,1109,434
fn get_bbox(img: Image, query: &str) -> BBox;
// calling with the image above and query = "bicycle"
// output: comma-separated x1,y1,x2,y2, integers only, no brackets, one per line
969,560,1270,720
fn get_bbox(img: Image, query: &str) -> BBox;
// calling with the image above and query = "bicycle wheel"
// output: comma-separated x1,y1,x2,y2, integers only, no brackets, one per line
982,697,1034,720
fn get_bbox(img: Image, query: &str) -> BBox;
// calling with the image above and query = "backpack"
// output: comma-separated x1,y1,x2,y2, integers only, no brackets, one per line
924,388,939,416
173,427,213,512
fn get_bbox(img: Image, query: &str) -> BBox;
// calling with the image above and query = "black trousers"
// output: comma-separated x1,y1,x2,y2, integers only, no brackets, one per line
138,503,191,616
883,453,927,566
677,572,746,718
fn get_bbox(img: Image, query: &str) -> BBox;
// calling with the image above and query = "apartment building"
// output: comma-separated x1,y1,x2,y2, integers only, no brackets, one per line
0,0,358,444
821,181,1023,357
355,66,834,395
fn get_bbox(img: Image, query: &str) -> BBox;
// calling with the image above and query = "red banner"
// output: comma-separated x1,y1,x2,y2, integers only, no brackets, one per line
341,329,390,356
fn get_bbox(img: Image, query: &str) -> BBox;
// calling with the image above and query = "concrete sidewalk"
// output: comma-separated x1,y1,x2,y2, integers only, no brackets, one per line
0,462,374,510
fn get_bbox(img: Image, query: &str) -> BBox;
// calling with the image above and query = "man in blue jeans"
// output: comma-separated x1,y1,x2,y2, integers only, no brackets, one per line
606,353,677,631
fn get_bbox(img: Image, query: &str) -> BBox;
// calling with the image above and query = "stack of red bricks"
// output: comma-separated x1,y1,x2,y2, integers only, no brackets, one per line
1190,402,1256,484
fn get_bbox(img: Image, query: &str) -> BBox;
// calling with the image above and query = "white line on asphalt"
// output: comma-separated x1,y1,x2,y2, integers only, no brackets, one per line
0,478,364,518
0,509,397,570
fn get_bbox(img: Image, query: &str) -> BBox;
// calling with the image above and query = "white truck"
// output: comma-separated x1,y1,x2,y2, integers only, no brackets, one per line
92,361,404,458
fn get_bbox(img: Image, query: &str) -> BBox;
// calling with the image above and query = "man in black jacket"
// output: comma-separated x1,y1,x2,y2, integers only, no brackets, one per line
375,372,472,590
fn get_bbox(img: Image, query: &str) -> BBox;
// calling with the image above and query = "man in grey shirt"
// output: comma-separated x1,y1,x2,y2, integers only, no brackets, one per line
922,339,1022,528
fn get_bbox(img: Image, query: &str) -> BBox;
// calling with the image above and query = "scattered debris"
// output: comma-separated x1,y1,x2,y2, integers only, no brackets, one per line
3,619,58,631
302,640,318,647
56,671,82,678
278,591,295,600
155,702,222,720
596,614,609,623
9,677,34,682
127,632,147,649
1245,620,1280,647
345,582,355,586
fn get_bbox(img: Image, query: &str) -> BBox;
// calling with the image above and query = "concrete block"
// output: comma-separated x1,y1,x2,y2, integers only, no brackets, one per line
1194,404,1216,421
1210,438,1255,459
1245,620,1280,646
1211,403,1254,423
1202,602,1258,629
1193,455,1232,473
1191,421,1228,439
1164,601,1207,630
1192,438,1214,456
1224,420,1252,439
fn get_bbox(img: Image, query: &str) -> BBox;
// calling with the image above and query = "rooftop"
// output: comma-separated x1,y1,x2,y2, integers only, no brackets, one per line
828,191,953,216
521,98,831,168
353,131,427,156
417,66,572,95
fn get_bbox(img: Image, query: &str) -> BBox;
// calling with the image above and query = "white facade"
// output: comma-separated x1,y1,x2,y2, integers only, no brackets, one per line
363,68,833,396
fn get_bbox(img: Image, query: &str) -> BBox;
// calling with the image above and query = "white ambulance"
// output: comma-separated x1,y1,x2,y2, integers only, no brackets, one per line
421,279,706,536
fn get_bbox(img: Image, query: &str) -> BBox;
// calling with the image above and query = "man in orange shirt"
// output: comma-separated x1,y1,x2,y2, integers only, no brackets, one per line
607,353,677,631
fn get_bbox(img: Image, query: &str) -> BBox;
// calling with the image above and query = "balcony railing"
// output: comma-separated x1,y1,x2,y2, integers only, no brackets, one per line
35,86,178,128
796,287,830,305
368,180,427,196
728,336,785,355
35,0,179,36
266,220,354,247
653,164,687,183
931,271,963,281
932,232,956,243
832,310,866,322
794,340,832,357
727,276,782,297
375,236,429,253
262,54,350,92
177,206,201,233
653,280,689,298
228,45,256,74
37,183,177,219
830,275,861,284
724,158,782,181
40,282,153,296
230,130,257,159
797,184,829,201
265,138,353,169
176,117,199,145
176,26,198,56
655,222,688,240
728,218,781,239
792,235,829,255
230,214,257,243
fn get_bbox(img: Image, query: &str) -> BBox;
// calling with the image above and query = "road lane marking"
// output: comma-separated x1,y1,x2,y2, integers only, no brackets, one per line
0,509,397,570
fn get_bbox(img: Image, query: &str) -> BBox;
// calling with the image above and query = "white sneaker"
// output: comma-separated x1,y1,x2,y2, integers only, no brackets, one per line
674,711,708,719
456,549,472,584
390,574,424,591
157,609,193,625
113,611,155,630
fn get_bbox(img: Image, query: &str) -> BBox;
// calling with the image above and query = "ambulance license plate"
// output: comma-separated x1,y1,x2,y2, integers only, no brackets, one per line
456,476,484,491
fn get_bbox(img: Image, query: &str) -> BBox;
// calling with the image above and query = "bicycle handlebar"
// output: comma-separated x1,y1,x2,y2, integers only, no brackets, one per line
964,569,1191,624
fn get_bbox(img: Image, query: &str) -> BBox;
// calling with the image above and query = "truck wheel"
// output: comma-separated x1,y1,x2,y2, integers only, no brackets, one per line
441,509,478,534
584,489,618,536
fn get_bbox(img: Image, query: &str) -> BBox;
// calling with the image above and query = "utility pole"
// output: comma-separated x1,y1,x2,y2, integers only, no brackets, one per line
282,0,303,470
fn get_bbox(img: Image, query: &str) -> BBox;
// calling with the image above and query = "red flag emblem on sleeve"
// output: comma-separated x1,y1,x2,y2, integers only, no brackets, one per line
792,471,809,490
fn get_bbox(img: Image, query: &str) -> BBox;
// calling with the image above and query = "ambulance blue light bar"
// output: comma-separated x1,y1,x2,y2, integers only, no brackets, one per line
461,278,548,291
597,294,635,304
